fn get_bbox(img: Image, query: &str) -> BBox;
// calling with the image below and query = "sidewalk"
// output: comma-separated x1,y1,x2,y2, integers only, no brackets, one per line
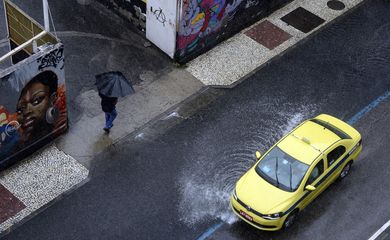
56,68,204,169
0,0,366,236
187,0,364,86
0,1,205,235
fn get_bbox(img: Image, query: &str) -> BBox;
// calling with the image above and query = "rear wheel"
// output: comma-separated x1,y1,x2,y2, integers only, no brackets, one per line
283,210,298,229
339,161,353,179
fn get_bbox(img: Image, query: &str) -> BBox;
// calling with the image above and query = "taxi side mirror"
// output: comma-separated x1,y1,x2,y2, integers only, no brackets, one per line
305,185,316,191
256,151,262,160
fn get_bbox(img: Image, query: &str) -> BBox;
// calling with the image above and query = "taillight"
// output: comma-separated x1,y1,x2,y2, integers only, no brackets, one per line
349,139,362,155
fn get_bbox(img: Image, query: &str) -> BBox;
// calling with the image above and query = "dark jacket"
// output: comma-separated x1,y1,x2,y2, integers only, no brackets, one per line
99,93,118,113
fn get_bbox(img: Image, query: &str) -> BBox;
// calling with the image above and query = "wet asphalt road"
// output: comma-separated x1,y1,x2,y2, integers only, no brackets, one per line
3,0,390,239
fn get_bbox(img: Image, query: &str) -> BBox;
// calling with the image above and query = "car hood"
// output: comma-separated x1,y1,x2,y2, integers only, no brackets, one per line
236,168,296,213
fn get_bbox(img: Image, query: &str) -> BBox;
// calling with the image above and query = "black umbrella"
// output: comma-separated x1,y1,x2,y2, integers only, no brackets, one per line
95,71,135,98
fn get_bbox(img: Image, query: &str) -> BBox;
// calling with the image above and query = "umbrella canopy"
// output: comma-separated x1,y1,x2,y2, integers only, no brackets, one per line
95,71,135,98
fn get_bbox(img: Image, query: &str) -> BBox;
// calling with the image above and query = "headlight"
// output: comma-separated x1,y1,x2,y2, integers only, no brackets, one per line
233,189,238,200
263,212,283,220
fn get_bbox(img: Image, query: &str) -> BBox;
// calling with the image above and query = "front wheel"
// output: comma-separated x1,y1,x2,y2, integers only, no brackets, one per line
339,161,353,179
283,210,298,229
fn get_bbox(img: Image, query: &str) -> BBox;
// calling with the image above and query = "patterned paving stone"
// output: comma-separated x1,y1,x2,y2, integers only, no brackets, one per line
0,184,25,224
244,20,292,50
281,7,326,33
0,145,89,234
327,0,346,10
187,0,364,86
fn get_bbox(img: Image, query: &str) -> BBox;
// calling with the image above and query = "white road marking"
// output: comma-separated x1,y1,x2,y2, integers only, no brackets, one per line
368,219,390,240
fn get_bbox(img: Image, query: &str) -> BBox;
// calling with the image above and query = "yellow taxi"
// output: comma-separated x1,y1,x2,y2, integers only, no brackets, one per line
230,114,362,231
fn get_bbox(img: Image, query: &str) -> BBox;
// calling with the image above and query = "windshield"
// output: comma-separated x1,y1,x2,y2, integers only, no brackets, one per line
255,146,309,192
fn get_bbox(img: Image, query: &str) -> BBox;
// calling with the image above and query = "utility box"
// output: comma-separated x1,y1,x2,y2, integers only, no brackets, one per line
0,43,68,170
97,0,293,63
0,0,68,170
146,0,178,58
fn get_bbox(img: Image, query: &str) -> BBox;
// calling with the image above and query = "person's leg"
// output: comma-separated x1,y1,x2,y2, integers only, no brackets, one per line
106,108,117,129
104,112,110,130
110,108,117,125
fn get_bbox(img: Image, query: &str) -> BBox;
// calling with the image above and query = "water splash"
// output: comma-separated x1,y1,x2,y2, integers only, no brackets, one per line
178,103,318,226
282,112,305,136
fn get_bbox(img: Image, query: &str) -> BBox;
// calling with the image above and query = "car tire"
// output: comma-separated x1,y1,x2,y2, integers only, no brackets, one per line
339,161,353,179
283,210,298,229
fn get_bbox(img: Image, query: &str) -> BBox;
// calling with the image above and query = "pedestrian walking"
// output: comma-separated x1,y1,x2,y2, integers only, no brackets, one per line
99,93,118,132
95,71,135,133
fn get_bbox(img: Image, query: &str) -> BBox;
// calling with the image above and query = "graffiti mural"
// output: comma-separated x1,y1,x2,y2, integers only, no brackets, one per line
176,0,292,62
177,0,244,57
94,0,292,62
0,43,67,169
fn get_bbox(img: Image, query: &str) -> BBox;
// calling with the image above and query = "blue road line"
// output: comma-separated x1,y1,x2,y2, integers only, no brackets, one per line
347,91,390,125
196,222,224,240
196,90,390,240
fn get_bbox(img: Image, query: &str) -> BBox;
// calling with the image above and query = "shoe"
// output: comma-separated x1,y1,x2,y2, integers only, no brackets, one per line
103,127,110,133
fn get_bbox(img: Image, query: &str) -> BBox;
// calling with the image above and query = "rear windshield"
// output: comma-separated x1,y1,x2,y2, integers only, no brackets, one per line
310,119,351,139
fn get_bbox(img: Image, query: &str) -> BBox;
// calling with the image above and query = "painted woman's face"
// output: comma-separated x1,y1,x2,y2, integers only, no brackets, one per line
16,82,51,138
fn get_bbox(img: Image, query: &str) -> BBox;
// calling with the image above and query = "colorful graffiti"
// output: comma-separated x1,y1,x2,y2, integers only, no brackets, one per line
0,43,68,168
0,107,19,160
177,0,244,57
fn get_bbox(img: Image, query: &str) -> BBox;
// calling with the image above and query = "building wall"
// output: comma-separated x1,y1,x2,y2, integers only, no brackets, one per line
175,0,292,63
99,0,147,30
97,0,292,62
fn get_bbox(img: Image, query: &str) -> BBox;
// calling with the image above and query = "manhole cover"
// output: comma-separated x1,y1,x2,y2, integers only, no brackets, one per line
327,0,346,10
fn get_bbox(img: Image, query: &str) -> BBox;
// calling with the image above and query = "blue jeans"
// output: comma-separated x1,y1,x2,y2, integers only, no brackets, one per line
104,108,117,129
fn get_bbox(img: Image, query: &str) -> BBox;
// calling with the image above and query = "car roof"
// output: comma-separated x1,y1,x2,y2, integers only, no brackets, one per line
277,120,341,165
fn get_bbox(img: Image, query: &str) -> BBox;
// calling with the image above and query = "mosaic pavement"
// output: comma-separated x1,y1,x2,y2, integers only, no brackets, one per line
0,145,89,236
187,0,365,86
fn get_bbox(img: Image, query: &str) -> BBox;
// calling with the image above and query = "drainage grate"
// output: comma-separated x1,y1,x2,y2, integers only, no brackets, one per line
327,0,346,10
281,7,326,33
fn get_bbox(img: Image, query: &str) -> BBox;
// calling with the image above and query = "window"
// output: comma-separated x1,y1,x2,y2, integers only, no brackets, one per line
327,146,346,166
310,119,351,139
307,159,324,185
255,146,309,192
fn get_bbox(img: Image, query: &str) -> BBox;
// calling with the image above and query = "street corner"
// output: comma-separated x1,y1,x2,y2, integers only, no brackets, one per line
0,144,89,236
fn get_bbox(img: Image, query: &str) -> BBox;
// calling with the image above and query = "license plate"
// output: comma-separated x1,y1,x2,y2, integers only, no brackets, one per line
240,210,253,221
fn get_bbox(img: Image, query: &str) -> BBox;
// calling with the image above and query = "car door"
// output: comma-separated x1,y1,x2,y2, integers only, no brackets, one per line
323,141,349,186
300,159,326,209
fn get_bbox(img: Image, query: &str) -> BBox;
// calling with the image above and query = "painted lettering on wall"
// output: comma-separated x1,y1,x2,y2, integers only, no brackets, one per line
37,47,64,70
152,7,167,26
